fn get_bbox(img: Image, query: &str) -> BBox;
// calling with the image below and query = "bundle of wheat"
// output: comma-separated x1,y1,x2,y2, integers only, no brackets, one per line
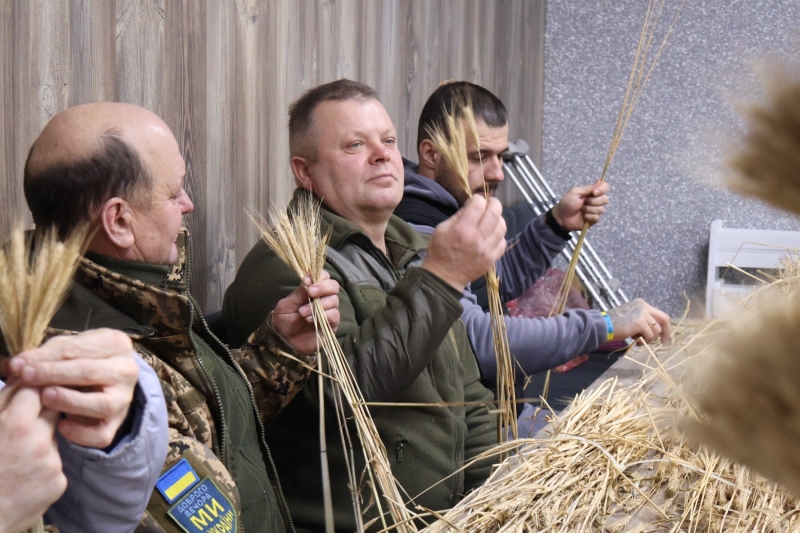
727,62,800,216
421,342,800,532
0,225,87,533
249,196,416,533
425,96,519,445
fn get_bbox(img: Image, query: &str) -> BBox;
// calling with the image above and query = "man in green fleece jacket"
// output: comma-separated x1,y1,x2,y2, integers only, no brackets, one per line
223,79,507,531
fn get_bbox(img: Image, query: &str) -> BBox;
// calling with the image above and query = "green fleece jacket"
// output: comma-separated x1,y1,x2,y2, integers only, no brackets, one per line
223,189,497,531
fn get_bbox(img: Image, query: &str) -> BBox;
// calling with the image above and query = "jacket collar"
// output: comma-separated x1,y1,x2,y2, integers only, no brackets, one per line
53,228,195,338
290,188,429,267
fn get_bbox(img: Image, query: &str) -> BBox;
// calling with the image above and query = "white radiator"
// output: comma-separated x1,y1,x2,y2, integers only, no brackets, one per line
706,219,800,318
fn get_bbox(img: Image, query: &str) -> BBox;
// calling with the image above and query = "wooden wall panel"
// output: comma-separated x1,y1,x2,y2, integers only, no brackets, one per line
0,0,545,313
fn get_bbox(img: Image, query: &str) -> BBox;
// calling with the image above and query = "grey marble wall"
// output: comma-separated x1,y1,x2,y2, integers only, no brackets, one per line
541,0,800,317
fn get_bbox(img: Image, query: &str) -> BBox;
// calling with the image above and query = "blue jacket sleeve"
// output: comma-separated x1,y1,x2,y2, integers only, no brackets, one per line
461,289,607,380
495,214,568,302
46,354,169,533
411,217,607,380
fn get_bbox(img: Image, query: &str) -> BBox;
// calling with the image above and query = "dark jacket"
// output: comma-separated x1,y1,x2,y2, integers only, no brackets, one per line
31,230,313,533
396,160,608,380
223,189,497,532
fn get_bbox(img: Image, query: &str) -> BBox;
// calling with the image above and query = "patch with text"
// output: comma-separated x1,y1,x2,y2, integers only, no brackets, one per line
167,477,237,533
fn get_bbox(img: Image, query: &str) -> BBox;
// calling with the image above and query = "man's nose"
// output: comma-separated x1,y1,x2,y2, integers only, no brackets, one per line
485,156,505,183
368,141,390,164
180,189,195,214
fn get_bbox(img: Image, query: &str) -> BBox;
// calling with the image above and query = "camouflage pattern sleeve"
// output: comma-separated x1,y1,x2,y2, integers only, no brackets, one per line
133,348,243,533
135,429,242,533
233,312,317,424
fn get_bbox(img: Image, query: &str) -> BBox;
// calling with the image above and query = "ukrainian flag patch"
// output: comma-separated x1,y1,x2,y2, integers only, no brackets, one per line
156,459,200,504
167,477,237,533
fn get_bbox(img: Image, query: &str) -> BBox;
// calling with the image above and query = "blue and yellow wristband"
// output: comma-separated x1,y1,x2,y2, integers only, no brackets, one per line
600,311,614,341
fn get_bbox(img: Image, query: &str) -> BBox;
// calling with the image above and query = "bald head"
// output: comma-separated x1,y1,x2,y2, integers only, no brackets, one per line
24,102,179,236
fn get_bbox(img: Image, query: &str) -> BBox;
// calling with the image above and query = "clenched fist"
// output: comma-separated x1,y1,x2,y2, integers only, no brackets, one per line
422,195,507,291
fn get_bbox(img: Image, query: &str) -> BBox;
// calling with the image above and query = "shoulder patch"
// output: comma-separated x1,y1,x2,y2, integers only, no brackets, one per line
167,477,237,533
156,458,200,504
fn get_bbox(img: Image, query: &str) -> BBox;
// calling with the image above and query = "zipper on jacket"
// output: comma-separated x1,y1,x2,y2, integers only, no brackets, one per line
183,241,295,533
183,245,229,466
396,439,407,463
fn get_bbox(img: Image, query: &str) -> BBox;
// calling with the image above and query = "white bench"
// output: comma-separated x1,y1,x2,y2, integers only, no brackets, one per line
706,219,800,317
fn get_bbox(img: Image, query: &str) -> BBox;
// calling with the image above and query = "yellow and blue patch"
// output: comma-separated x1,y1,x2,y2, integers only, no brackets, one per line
156,459,200,505
167,477,237,533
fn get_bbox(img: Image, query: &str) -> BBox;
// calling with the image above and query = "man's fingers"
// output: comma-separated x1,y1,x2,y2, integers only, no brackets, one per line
57,416,117,449
19,357,138,388
651,308,672,344
324,309,341,331
307,278,339,299
2,385,42,419
459,195,488,227
12,330,133,372
592,181,610,196
477,197,504,236
42,386,130,420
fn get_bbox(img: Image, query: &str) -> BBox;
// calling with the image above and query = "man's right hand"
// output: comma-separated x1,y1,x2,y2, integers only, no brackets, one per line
607,298,671,344
422,195,507,291
0,386,66,533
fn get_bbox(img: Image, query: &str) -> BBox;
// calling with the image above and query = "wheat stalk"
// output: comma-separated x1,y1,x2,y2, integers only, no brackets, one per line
0,225,87,533
541,0,686,403
426,95,519,445
248,196,417,532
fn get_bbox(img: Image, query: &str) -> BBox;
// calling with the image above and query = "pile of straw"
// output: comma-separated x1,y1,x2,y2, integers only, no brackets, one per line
0,225,86,533
249,197,416,533
426,97,518,443
422,331,800,532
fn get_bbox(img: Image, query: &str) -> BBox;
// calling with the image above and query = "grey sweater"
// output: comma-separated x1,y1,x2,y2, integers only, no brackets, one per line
398,161,608,381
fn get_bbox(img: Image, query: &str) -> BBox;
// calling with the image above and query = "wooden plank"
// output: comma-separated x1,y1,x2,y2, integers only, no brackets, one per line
163,0,208,307
115,0,166,113
201,0,236,312
12,0,70,231
69,0,117,106
232,0,269,307
0,1,15,239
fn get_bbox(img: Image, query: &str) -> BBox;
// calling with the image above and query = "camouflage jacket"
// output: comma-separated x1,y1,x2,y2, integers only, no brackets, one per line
42,230,314,533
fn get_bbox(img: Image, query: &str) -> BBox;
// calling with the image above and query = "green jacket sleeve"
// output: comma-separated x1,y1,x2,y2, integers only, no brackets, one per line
224,240,466,403
233,316,316,424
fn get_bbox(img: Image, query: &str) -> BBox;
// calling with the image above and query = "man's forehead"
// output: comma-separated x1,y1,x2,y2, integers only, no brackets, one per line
314,98,392,129
471,120,509,149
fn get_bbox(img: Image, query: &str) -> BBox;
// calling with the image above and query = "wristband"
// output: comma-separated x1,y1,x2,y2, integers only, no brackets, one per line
600,311,614,341
545,208,573,241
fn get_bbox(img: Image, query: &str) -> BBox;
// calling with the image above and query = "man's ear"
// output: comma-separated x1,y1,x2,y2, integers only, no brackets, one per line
291,156,314,192
418,140,439,175
98,197,135,250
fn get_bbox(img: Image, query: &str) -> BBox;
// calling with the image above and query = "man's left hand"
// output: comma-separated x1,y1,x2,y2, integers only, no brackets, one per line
551,180,610,231
6,328,139,449
272,270,340,355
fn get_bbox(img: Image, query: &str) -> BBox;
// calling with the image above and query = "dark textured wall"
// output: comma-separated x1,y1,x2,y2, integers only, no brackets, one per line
0,0,545,313
542,0,800,316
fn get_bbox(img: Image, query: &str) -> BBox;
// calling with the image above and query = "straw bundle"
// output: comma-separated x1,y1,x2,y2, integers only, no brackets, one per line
682,272,800,500
426,99,518,443
248,197,417,533
422,331,800,532
0,225,87,533
727,63,800,216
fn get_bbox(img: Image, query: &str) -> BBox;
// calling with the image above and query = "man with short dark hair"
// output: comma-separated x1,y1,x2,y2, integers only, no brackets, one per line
224,79,506,531
18,102,341,532
396,81,671,409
